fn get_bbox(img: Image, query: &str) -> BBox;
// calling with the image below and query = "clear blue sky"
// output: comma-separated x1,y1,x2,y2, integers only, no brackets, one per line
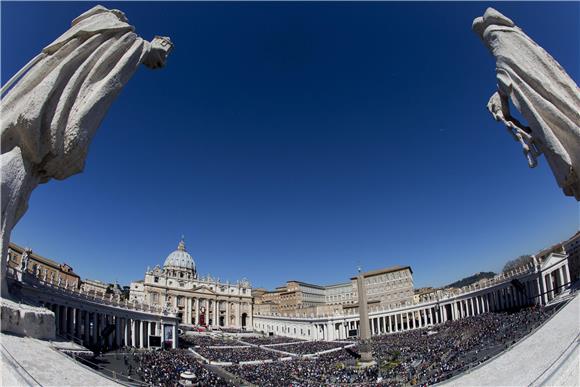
2,2,578,290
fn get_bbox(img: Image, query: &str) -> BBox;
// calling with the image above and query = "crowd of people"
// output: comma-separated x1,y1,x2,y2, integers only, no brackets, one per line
116,305,559,386
218,327,246,333
179,334,239,348
136,349,230,386
194,346,282,363
240,336,304,346
227,348,359,386
225,305,558,386
274,341,348,355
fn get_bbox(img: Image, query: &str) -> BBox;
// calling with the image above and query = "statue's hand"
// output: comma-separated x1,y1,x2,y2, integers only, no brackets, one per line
487,91,505,122
143,36,173,69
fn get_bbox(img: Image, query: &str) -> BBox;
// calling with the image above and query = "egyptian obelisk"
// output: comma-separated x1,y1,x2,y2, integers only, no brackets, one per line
356,267,373,363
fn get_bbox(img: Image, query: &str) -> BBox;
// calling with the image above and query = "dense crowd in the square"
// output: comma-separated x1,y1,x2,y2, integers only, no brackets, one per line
240,336,305,346
180,334,241,348
137,349,231,386
274,341,348,355
194,346,282,363
88,305,559,386
218,327,247,333
226,305,557,386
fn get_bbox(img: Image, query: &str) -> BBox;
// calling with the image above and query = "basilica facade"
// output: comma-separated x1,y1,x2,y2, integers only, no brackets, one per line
129,239,253,329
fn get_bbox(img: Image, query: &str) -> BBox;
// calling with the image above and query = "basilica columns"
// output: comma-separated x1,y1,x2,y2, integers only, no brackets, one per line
186,297,192,324
226,301,230,327
213,298,218,328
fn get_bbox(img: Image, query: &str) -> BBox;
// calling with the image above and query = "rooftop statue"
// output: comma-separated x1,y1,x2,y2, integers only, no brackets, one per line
473,8,580,200
0,5,173,297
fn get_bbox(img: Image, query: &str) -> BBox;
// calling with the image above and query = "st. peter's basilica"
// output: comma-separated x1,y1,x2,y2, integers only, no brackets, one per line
129,238,253,329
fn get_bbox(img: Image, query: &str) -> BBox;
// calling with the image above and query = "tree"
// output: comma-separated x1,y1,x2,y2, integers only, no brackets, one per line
503,255,533,272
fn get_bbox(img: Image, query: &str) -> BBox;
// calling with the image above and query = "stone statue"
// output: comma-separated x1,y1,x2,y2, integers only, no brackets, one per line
20,248,31,271
473,8,580,200
0,5,173,297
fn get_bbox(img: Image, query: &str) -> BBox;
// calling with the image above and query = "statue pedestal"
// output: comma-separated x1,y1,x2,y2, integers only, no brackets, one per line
358,341,374,365
1,297,55,340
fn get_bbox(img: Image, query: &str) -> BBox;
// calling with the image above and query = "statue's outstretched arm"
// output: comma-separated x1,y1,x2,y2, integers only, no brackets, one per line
487,90,510,124
487,89,540,168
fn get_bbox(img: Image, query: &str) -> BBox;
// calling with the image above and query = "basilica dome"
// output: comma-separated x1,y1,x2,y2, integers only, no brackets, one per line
163,238,196,271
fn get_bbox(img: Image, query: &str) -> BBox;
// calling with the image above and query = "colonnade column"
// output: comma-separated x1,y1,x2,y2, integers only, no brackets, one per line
563,262,571,285
556,269,564,295
139,319,145,348
195,298,199,325
546,274,553,302
74,309,81,337
83,311,90,344
115,316,121,348
66,307,73,336
59,306,66,335
540,274,548,305
131,319,136,347
123,318,129,347
107,315,114,348
51,305,58,334
91,313,98,345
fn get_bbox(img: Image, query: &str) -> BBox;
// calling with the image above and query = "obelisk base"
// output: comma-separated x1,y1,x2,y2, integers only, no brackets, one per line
358,341,374,365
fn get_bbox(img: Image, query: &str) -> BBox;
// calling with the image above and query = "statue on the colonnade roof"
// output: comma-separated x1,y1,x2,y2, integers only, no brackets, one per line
0,5,173,297
473,8,580,200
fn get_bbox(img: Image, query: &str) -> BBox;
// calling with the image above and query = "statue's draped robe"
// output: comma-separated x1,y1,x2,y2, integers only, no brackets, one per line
1,6,149,181
484,24,580,197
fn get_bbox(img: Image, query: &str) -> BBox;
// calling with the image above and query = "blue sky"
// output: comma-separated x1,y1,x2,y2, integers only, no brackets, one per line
2,2,578,290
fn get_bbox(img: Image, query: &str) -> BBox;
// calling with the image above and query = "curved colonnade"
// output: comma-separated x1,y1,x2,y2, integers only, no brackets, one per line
7,267,180,350
254,253,571,341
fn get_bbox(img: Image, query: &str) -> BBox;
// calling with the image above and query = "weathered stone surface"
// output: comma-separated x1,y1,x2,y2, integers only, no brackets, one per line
473,8,580,200
0,298,55,340
0,5,172,298
1,332,120,386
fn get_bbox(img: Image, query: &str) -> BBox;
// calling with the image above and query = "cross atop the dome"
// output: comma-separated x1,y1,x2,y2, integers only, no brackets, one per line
178,235,186,251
